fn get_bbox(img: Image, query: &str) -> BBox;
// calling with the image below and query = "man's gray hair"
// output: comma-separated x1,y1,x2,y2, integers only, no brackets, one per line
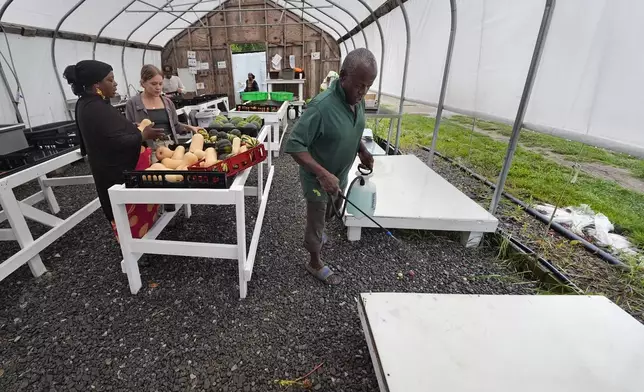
340,48,378,75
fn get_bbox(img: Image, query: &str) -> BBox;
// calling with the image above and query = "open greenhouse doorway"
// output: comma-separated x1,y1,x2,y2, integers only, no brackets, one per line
231,43,267,103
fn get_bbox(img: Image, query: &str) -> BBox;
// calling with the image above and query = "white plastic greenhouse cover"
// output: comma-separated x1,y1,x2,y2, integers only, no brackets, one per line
0,0,643,155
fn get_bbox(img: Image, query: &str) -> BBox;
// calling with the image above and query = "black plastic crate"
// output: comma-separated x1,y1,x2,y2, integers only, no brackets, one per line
123,169,230,189
24,121,79,149
235,100,282,113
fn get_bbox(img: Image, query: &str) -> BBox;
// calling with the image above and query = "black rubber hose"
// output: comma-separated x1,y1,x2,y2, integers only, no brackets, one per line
329,175,365,220
421,146,628,269
498,229,583,293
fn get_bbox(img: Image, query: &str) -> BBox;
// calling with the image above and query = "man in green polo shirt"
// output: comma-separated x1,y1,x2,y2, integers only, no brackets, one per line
285,48,377,285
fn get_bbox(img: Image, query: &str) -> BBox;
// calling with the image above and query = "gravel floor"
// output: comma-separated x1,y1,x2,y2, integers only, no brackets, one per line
1,126,534,391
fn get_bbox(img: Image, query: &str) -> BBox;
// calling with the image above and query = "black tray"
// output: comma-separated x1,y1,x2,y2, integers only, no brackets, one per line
23,121,80,149
123,169,230,189
235,100,282,113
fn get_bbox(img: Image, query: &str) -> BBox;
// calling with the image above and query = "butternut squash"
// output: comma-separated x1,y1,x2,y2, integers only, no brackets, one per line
171,145,185,160
161,158,184,169
182,152,199,167
204,147,217,167
156,146,173,162
193,149,206,160
138,119,152,132
190,133,205,152
231,137,241,155
166,164,187,183
144,162,169,182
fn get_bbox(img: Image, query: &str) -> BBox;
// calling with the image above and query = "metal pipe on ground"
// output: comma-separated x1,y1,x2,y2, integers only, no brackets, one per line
419,146,628,269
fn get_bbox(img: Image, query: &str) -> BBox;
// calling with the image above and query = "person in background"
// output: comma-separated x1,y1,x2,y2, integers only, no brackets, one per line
126,64,199,149
162,65,185,95
285,48,377,285
63,60,165,239
244,73,259,92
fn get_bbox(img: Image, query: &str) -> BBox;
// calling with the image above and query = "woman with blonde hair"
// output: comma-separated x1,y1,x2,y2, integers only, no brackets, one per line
125,64,199,147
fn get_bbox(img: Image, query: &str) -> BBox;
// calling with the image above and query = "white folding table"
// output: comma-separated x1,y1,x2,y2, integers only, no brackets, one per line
0,149,99,281
358,293,644,392
109,125,274,299
343,155,498,246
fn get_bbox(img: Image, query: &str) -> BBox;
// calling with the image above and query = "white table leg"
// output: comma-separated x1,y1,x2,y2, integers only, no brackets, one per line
0,188,47,277
38,175,60,214
185,204,192,219
272,123,280,158
461,232,483,248
235,189,248,299
347,226,362,242
257,162,264,206
112,202,142,294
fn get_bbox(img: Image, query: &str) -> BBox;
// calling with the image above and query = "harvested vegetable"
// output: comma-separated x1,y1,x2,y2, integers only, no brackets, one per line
156,146,173,161
204,147,217,167
138,119,152,132
182,152,199,166
231,137,241,155
161,158,184,169
190,133,204,152
171,145,185,160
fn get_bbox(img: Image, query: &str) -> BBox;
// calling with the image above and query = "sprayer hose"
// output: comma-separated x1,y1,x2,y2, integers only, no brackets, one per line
329,175,365,220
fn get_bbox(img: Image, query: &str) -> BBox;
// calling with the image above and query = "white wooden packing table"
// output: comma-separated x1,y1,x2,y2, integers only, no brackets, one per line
264,79,305,102
109,125,274,299
175,97,229,116
343,155,498,246
227,101,289,158
0,149,99,281
358,293,644,392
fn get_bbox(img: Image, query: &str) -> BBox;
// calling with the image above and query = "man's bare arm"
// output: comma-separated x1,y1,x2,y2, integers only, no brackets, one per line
290,151,340,195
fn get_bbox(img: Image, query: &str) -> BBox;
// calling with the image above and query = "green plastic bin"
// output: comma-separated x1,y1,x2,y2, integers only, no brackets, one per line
240,91,269,102
270,91,294,102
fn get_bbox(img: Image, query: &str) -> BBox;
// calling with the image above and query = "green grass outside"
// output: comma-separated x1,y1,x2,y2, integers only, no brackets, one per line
450,115,644,180
368,115,644,248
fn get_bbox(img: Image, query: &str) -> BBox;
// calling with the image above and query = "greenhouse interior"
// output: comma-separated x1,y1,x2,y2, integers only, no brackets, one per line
0,0,643,390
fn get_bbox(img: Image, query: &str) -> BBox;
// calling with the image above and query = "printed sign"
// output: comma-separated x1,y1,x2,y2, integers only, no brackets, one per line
200,62,210,70
195,82,205,90
188,58,197,67
217,61,226,69
187,51,196,59
189,67,198,75
311,52,320,60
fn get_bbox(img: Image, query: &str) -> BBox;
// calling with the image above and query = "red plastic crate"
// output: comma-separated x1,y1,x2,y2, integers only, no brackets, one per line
189,143,267,177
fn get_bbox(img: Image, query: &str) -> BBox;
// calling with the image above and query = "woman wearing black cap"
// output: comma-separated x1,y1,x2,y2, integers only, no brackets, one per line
63,60,165,238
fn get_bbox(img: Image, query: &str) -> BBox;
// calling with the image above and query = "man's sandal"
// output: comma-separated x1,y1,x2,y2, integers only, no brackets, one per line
306,264,341,285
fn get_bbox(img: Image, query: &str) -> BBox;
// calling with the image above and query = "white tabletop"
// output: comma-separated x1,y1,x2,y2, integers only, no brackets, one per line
359,293,644,392
344,155,498,232
264,79,305,84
